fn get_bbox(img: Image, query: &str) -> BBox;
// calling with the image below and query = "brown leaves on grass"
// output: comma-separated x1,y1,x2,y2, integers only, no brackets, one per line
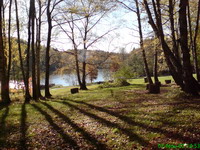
1,86,200,149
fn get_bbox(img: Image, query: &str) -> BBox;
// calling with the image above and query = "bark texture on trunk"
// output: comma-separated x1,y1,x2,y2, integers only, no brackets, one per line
36,0,43,98
74,48,82,88
15,0,31,102
154,46,159,83
135,0,153,85
144,0,184,85
45,0,52,97
25,1,32,103
179,0,199,95
192,0,200,82
31,0,38,100
7,0,12,85
143,0,200,95
169,0,180,62
0,0,10,104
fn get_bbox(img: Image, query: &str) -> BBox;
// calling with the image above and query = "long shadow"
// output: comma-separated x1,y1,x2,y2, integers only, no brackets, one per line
41,102,107,149
170,101,200,112
31,104,79,149
139,100,200,108
20,103,28,150
69,100,199,143
130,84,146,88
0,102,9,111
57,101,149,147
155,102,200,135
0,106,9,147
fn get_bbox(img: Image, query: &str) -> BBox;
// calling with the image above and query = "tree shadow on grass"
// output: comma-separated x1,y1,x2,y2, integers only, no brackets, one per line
69,100,200,144
41,102,107,150
0,106,9,147
20,103,28,150
153,101,200,140
0,102,9,111
56,101,150,147
130,84,146,88
139,100,200,108
31,104,79,149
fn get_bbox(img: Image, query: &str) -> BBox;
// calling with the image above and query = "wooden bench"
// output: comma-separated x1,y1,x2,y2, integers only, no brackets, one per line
165,80,171,84
71,88,79,94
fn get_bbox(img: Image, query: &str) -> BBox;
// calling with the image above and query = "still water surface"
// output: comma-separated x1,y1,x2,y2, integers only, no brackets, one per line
42,70,111,86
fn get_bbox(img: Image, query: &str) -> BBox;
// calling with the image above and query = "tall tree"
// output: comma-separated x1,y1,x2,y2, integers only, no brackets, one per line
45,0,53,97
191,0,200,82
57,0,115,90
0,0,10,104
135,0,153,85
15,0,32,103
7,0,12,86
116,0,160,92
25,0,32,103
36,0,43,98
45,0,63,97
168,0,180,62
153,38,159,83
179,0,198,94
30,0,38,100
143,0,200,95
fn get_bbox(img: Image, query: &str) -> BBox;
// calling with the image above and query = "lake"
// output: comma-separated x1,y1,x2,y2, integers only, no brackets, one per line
41,69,112,86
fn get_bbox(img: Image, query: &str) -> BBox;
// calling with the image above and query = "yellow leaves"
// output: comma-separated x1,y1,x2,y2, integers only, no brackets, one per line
66,0,108,17
68,6,90,17
68,7,79,14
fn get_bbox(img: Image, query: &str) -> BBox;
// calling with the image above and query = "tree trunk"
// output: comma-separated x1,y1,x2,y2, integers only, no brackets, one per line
192,0,200,82
169,0,180,62
81,61,88,90
154,43,159,83
135,0,153,85
36,0,43,98
74,47,82,88
45,0,52,98
81,24,89,90
144,0,184,88
0,0,10,104
7,0,12,92
15,0,31,102
30,0,38,100
2,3,6,50
25,0,32,103
179,0,199,95
187,1,193,52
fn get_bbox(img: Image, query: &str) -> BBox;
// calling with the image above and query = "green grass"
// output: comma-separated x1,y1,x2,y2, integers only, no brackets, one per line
0,76,200,149
128,76,174,84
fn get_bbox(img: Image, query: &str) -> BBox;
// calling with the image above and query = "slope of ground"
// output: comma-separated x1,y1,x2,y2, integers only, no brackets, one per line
0,78,200,149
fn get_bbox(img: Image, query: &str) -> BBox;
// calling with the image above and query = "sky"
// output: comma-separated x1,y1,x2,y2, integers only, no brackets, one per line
8,0,153,54
50,6,142,53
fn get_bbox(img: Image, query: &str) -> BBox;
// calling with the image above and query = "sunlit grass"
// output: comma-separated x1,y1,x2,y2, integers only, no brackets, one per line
0,75,199,149
128,76,174,85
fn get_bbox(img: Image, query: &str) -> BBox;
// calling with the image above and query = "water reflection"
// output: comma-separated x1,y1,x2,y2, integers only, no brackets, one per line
41,69,112,86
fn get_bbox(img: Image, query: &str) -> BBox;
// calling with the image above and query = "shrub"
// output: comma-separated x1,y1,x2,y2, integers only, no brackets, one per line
98,79,130,89
98,82,115,89
115,79,130,86
166,88,191,99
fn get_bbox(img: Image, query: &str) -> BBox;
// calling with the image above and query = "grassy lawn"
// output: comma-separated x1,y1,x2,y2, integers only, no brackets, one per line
1,77,200,149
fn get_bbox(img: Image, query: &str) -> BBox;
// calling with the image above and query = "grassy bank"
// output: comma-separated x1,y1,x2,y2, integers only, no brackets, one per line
0,76,200,149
